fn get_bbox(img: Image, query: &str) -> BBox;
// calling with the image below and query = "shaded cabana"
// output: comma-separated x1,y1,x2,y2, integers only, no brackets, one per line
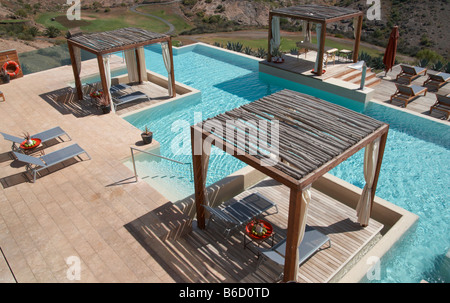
190,89,389,282
267,5,364,76
67,27,176,112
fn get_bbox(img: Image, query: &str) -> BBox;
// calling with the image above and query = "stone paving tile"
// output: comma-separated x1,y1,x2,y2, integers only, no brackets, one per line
0,58,186,283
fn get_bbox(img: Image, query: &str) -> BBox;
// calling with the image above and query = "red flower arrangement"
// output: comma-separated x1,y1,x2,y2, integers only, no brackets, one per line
90,90,103,98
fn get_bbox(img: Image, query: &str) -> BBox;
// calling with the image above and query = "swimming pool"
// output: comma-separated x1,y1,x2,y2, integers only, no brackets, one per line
123,43,449,283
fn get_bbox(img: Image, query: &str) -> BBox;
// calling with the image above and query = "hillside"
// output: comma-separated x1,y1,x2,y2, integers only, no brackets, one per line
180,0,449,60
0,0,448,60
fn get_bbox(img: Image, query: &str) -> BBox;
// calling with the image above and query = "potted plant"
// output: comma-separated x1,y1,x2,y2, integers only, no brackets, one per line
1,68,10,84
22,132,36,147
90,90,103,99
98,95,111,114
141,125,153,144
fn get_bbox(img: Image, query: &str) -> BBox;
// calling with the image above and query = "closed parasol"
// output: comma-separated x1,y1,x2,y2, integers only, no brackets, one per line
383,26,399,76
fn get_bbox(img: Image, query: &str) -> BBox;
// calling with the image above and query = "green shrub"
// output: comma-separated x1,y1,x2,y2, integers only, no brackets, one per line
416,49,444,64
44,26,61,38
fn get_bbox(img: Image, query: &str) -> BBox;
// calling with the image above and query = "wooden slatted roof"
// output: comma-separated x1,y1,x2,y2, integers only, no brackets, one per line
198,89,387,184
192,89,389,282
67,27,169,54
271,4,363,23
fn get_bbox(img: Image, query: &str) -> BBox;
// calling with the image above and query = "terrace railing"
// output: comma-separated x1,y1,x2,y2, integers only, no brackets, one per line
130,147,193,182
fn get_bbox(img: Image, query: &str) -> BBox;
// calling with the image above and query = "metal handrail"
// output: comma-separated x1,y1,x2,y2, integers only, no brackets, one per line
130,146,193,182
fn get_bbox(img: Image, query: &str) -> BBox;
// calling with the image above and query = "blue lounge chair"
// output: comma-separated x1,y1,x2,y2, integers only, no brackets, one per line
1,126,71,152
430,94,450,119
256,225,331,281
396,64,427,84
423,72,450,90
203,193,278,236
112,91,150,111
13,143,91,182
390,83,428,107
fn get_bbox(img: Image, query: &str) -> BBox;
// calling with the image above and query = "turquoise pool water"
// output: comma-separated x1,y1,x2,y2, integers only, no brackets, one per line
123,44,449,283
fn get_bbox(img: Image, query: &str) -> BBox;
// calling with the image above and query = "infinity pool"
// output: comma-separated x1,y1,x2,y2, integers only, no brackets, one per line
123,43,449,283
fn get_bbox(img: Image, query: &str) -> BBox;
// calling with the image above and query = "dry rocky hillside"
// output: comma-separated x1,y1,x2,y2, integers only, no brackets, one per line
0,0,449,60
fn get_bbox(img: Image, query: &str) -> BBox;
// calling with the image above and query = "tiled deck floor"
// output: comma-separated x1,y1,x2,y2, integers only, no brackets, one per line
0,58,181,282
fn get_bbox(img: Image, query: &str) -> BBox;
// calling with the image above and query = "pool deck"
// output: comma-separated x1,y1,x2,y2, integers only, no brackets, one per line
0,45,423,283
0,57,186,282
372,65,450,121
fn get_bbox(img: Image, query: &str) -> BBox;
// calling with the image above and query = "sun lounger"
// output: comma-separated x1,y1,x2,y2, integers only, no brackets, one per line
109,83,132,94
396,64,427,84
430,94,450,119
256,225,331,281
112,91,150,111
423,72,450,90
203,192,278,236
1,126,71,152
13,143,91,182
390,83,427,107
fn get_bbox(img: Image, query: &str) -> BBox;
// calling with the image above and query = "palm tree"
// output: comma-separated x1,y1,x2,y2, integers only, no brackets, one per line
44,26,61,38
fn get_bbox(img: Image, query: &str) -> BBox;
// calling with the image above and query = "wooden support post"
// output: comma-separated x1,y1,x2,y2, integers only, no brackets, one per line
353,15,363,63
369,127,389,216
97,54,111,108
168,38,176,98
283,188,306,282
191,125,209,229
135,48,142,84
267,12,273,63
68,42,83,101
316,22,327,76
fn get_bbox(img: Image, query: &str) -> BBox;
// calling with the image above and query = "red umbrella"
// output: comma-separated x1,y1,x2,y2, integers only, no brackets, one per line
383,26,399,76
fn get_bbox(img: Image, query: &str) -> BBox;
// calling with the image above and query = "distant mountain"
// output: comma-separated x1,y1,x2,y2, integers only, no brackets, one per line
2,0,448,60
186,0,449,60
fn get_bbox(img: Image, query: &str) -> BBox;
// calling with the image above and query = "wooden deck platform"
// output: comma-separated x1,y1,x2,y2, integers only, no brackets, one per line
127,178,383,283
259,52,381,88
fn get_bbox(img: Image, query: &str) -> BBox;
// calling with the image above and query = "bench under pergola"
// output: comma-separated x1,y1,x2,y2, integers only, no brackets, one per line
67,27,176,112
267,5,364,76
190,89,389,282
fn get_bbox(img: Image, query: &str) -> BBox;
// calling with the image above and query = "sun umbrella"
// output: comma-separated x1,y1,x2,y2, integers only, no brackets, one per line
383,26,399,76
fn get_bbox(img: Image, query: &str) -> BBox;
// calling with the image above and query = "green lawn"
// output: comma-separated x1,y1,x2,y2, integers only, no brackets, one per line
35,8,170,35
136,6,193,34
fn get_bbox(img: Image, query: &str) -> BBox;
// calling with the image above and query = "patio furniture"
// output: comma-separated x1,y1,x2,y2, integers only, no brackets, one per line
429,94,450,119
390,83,428,107
112,91,150,111
395,64,427,84
423,72,450,91
203,192,278,236
109,83,132,94
338,49,353,62
13,143,91,183
1,126,71,152
256,225,331,281
324,48,338,67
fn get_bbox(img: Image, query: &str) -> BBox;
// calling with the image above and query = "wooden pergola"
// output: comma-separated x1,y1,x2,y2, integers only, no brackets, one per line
268,5,364,76
67,27,176,104
190,89,389,282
